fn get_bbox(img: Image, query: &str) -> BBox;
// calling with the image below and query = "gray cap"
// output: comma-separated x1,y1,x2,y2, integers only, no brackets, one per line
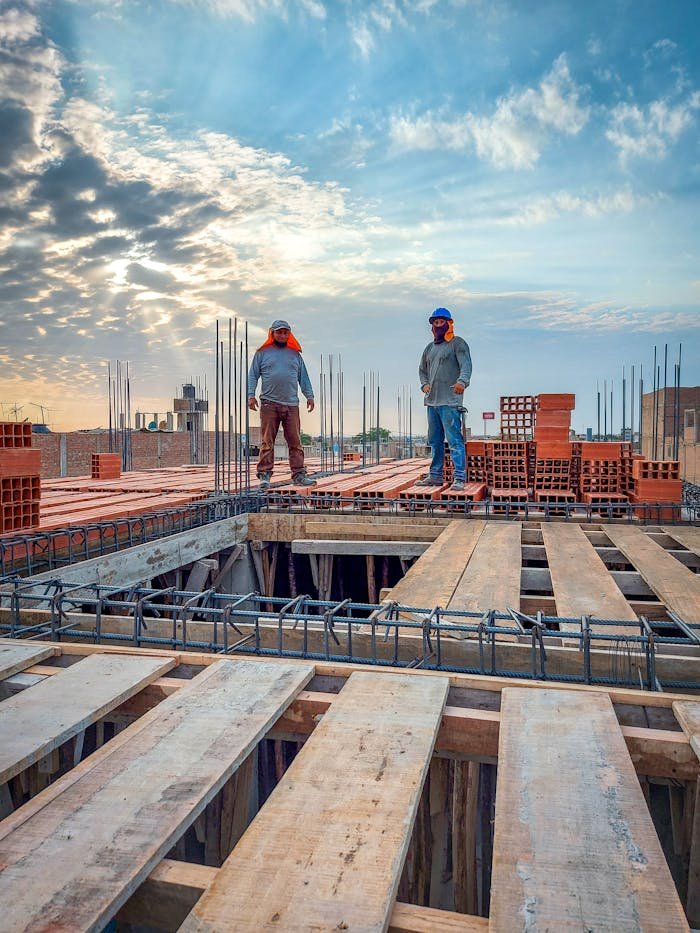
270,319,291,331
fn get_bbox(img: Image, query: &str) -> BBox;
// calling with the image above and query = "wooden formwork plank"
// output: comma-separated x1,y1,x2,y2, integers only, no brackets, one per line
181,670,449,932
664,526,700,559
449,522,521,615
386,520,485,611
0,653,176,784
0,659,313,932
541,523,637,630
304,521,445,541
605,524,700,622
673,700,700,762
119,858,489,931
0,639,56,681
490,687,689,932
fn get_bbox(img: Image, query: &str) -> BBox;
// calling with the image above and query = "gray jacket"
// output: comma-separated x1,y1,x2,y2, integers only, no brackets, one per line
247,345,314,406
418,336,472,407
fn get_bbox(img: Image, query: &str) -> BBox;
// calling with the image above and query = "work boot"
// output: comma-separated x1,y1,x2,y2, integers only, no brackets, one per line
415,476,443,486
258,472,271,491
450,480,466,492
292,473,316,487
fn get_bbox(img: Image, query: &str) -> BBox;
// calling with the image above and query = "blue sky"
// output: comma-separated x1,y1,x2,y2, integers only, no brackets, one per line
0,0,698,434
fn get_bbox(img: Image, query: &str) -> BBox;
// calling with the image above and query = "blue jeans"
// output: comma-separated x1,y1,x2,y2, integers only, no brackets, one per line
427,406,466,482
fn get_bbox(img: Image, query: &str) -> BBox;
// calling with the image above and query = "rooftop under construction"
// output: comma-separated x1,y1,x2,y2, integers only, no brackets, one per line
1,389,699,931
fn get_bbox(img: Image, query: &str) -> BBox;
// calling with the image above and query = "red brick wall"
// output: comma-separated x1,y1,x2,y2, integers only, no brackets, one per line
33,431,206,478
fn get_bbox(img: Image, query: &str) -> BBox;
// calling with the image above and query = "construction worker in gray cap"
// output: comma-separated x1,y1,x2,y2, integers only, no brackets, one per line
247,319,316,491
416,307,472,491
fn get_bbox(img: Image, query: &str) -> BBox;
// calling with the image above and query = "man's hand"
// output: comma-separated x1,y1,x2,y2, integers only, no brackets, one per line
452,382,465,395
248,396,259,411
422,384,431,395
307,398,315,413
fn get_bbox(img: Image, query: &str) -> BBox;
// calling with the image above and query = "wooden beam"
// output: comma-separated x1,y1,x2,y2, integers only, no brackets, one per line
29,640,696,708
305,521,445,541
4,514,248,602
386,520,485,612
0,653,175,784
605,524,700,622
541,523,637,628
0,659,314,930
292,538,432,557
490,687,689,931
180,671,449,931
119,858,488,932
0,640,56,681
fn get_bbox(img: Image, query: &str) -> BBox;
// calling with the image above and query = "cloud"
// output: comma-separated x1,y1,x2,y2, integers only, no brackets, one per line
499,187,663,226
166,0,323,21
606,92,700,163
520,295,700,333
389,55,589,168
0,6,40,42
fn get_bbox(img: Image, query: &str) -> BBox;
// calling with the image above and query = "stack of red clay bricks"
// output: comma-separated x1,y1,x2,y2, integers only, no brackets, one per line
534,393,575,443
578,441,627,514
628,458,682,519
465,441,488,483
91,453,122,480
500,395,536,441
486,440,529,510
532,440,575,512
442,442,454,484
0,422,41,534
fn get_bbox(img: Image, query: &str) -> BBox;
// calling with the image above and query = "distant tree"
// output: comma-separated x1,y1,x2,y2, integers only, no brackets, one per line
351,427,391,443
300,432,312,445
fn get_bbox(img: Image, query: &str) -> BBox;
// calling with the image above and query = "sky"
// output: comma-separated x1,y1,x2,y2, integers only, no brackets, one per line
0,0,698,437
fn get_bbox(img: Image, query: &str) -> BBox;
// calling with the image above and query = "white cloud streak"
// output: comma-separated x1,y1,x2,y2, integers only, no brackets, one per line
606,92,700,163
389,55,589,169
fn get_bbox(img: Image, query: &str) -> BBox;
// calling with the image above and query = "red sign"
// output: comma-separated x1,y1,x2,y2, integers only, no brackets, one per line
482,412,495,420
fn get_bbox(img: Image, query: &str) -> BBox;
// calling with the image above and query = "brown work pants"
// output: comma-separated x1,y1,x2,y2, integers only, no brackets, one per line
257,400,305,477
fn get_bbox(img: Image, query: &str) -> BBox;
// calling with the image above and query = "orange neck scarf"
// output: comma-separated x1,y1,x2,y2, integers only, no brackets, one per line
258,329,302,352
444,321,455,342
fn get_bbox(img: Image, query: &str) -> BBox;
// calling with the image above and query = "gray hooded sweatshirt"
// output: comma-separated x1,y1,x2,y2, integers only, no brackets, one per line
418,336,472,407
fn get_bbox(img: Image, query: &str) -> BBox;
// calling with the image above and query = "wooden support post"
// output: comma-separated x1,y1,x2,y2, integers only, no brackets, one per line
308,554,319,592
453,760,479,915
0,782,13,820
687,776,700,926
429,757,451,909
287,545,298,598
366,554,377,604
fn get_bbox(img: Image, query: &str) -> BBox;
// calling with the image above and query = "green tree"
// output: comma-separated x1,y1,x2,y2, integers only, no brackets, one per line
351,427,391,443
300,432,312,445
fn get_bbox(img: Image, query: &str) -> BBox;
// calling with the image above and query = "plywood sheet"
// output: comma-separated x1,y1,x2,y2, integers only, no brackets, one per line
182,670,449,932
0,639,56,681
0,659,313,931
542,523,637,634
605,524,700,622
0,653,176,783
490,687,689,932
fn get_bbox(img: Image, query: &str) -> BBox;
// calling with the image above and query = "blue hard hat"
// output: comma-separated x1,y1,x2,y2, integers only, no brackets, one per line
429,307,452,322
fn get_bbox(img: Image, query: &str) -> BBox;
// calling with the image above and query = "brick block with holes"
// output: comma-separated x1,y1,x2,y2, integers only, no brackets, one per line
0,422,33,448
91,453,122,479
0,448,41,479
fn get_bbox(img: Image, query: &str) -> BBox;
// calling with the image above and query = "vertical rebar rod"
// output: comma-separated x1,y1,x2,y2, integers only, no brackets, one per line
639,368,643,457
630,365,635,452
214,322,220,494
662,343,668,460
596,382,600,441
362,374,367,468
245,322,250,493
107,361,113,453
622,367,626,442
652,346,658,460
376,377,380,464
603,379,607,441
227,319,232,492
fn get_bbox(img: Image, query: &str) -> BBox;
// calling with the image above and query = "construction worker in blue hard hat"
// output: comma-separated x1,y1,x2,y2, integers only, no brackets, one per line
416,308,472,491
